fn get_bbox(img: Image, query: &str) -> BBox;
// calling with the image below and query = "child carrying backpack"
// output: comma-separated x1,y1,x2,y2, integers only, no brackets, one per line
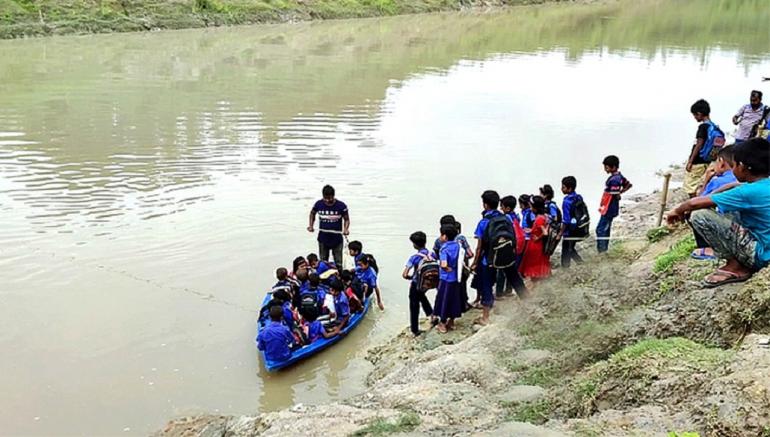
403,231,437,336
560,176,589,268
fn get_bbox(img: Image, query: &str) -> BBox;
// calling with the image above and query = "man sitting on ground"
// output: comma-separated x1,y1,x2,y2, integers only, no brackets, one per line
666,138,770,287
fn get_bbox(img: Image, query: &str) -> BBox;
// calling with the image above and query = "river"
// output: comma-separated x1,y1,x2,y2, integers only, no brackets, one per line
1,0,769,434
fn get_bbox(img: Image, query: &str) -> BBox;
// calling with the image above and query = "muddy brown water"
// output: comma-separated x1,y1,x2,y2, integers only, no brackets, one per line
1,0,769,434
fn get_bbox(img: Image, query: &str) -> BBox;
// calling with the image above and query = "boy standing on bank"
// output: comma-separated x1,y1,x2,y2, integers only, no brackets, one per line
597,155,633,253
685,99,724,198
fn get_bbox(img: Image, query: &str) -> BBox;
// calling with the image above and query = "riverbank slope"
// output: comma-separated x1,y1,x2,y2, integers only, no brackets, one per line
158,179,770,436
0,0,558,39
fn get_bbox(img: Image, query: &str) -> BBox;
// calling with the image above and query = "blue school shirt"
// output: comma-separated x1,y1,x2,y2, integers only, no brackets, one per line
316,261,335,276
520,208,536,239
546,201,561,222
312,199,349,248
474,210,503,266
406,248,433,284
355,266,378,290
257,321,294,362
562,192,583,237
282,302,295,331
439,240,460,282
433,235,472,258
334,292,350,319
604,172,631,218
306,320,324,343
710,178,770,267
703,170,738,196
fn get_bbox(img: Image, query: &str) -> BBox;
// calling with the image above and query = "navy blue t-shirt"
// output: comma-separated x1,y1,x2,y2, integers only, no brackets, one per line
312,199,349,247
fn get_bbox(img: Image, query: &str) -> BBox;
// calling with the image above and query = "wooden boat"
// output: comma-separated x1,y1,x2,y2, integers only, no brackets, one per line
257,291,371,372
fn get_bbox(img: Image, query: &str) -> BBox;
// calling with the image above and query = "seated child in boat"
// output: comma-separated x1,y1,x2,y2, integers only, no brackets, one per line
348,240,364,266
257,305,295,362
291,256,308,279
308,252,337,277
299,273,335,321
328,278,351,328
258,289,295,331
356,255,385,310
339,270,364,313
302,314,341,345
273,267,300,298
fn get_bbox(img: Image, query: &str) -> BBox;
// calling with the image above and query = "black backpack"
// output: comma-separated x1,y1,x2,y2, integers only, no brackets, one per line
483,214,516,269
543,218,562,257
569,196,591,239
415,253,439,292
366,254,379,274
299,289,320,320
547,201,563,224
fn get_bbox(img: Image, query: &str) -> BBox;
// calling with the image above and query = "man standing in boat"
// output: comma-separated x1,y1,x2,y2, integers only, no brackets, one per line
308,185,350,267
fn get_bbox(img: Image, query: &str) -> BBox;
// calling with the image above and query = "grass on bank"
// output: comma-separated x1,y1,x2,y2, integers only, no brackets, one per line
351,412,421,436
653,234,696,274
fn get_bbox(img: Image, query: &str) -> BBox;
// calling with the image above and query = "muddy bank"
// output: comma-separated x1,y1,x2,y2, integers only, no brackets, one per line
159,178,770,436
0,0,562,39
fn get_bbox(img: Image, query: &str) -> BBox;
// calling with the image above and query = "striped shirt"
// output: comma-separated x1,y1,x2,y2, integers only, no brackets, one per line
735,104,766,140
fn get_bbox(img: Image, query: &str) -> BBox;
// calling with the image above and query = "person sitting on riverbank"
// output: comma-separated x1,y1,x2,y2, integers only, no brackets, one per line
404,231,435,336
257,305,296,362
691,146,738,260
435,224,463,333
667,138,770,287
732,90,765,143
597,155,633,254
356,255,385,310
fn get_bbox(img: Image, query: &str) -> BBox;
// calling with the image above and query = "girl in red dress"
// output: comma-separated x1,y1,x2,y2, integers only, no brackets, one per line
520,196,552,280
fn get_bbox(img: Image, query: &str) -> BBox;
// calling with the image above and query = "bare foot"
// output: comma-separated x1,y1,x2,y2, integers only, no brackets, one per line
437,324,448,334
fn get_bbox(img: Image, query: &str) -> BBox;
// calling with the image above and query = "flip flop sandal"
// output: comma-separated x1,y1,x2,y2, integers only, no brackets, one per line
691,248,717,261
702,269,751,288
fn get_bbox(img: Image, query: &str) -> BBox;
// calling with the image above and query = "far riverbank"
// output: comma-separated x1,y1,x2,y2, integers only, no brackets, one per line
0,0,561,39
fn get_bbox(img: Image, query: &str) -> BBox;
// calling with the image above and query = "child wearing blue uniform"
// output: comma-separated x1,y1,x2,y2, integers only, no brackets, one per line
667,138,770,287
519,194,536,240
691,146,738,260
597,155,633,253
257,306,295,362
356,255,384,310
540,184,562,224
435,224,463,333
560,176,585,268
403,231,435,336
471,190,503,326
329,279,351,328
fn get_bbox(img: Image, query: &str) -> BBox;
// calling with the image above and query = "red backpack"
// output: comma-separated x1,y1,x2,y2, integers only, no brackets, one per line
512,218,526,256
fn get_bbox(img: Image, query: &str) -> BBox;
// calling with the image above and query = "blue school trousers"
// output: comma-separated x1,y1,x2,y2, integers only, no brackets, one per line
596,215,614,253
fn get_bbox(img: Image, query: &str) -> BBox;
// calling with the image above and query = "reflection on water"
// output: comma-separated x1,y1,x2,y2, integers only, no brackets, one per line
1,0,769,435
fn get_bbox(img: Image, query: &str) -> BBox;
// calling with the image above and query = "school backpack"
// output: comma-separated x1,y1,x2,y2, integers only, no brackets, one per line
270,283,293,297
698,120,726,162
569,196,591,239
299,289,320,320
415,253,439,292
543,217,562,257
366,254,380,274
512,218,526,256
483,214,517,269
546,201,563,224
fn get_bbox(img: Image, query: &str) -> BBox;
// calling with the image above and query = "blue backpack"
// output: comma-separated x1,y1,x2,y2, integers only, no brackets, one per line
698,120,726,161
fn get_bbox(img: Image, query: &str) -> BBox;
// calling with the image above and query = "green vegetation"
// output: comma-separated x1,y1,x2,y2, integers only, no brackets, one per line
505,399,552,425
351,412,421,436
654,234,696,274
647,226,671,243
667,432,701,437
558,338,732,417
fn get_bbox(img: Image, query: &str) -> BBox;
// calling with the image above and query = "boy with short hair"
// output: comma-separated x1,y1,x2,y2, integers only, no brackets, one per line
497,196,527,297
667,138,770,287
328,279,351,328
691,146,738,260
685,99,717,197
348,240,364,265
471,190,502,325
356,255,384,310
257,305,295,362
560,176,585,267
732,90,765,143
597,155,633,253
403,231,435,336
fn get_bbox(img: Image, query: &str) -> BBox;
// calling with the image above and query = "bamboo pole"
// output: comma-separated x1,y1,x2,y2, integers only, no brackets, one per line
657,172,672,226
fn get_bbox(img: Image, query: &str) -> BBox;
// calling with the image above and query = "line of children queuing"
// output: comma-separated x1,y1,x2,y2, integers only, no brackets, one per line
256,242,385,363
403,158,633,335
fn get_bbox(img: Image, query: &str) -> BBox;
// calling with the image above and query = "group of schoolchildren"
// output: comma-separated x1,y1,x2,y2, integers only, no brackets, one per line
669,93,770,288
402,156,633,336
256,242,385,362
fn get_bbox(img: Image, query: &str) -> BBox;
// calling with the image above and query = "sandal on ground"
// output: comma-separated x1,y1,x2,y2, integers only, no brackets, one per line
436,324,448,334
702,269,751,288
691,248,717,261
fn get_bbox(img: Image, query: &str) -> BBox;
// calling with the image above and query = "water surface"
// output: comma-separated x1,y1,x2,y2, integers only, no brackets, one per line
1,0,770,434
